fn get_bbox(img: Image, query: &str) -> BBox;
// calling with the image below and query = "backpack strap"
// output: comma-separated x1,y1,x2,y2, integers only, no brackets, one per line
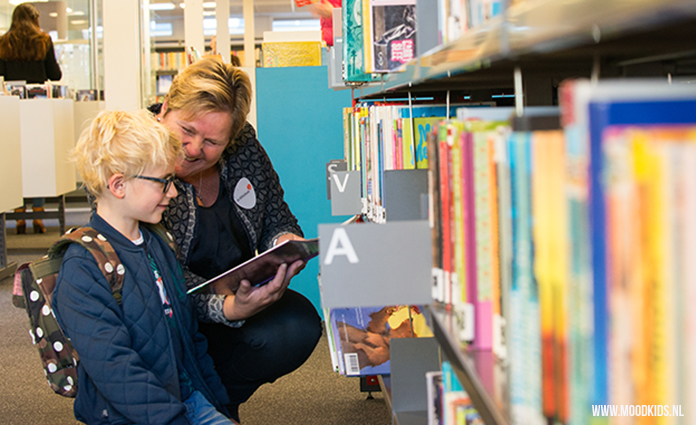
45,227,125,305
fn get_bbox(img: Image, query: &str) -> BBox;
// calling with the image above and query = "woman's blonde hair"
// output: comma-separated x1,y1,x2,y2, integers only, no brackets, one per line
164,56,251,146
0,3,51,62
72,110,181,196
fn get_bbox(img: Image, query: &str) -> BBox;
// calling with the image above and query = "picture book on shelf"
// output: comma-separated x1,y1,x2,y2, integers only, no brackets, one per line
328,305,432,376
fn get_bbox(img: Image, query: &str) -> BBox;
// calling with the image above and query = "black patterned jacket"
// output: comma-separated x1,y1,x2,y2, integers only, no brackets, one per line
161,121,304,327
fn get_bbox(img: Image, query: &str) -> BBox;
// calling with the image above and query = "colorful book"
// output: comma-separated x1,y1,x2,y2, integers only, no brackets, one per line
369,0,417,73
343,0,376,82
328,305,432,376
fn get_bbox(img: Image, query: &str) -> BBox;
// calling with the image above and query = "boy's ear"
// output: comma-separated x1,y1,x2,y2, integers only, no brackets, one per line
107,174,127,199
158,100,168,121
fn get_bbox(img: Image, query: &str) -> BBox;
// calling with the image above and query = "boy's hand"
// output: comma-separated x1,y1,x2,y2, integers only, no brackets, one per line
222,260,305,321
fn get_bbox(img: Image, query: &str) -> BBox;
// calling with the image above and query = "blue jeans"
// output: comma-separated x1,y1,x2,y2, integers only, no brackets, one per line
184,391,233,424
199,290,322,422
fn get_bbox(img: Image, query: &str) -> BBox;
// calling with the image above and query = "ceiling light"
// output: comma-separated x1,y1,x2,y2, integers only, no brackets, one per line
149,2,175,10
203,2,216,7
71,20,87,25
203,11,215,16
69,11,85,16
179,3,185,9
49,12,58,17
66,7,72,13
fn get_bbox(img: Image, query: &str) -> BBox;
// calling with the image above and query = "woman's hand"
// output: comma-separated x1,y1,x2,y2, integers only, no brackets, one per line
222,259,305,321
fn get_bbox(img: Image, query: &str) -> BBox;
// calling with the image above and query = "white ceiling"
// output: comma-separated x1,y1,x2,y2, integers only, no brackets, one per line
0,0,315,32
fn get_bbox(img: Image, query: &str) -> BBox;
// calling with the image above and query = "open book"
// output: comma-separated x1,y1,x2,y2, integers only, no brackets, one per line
187,238,319,295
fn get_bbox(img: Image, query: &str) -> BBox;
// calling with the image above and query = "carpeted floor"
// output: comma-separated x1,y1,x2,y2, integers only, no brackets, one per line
0,224,392,425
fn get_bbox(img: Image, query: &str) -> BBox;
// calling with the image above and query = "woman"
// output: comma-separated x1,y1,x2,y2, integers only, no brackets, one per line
0,2,63,234
154,57,322,422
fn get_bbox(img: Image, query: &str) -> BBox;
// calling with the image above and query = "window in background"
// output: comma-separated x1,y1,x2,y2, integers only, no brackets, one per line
272,19,320,32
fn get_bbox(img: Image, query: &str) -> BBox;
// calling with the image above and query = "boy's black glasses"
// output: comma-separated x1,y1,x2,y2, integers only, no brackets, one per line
134,174,176,193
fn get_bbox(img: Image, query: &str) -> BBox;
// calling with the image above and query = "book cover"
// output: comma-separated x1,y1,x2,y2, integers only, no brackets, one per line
493,126,512,361
438,123,453,304
323,306,341,373
414,116,442,169
530,128,569,421
426,371,444,425
187,239,319,294
428,121,443,303
329,305,431,376
343,0,376,82
369,0,417,73
508,131,545,425
586,94,696,411
681,141,696,419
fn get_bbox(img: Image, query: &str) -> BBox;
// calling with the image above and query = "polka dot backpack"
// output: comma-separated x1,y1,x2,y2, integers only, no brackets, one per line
11,224,176,397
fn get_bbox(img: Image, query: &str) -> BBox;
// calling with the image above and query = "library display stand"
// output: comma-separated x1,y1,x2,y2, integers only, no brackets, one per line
17,99,76,200
1,99,77,272
325,0,696,423
0,96,22,282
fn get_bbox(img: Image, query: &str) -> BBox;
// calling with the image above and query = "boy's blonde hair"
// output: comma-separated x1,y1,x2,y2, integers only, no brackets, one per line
164,56,251,146
72,109,181,196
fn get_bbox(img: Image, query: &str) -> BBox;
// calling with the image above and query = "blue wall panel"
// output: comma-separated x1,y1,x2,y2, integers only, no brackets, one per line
255,66,352,314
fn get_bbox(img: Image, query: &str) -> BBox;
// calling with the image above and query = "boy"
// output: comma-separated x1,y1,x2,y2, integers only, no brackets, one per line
53,110,235,424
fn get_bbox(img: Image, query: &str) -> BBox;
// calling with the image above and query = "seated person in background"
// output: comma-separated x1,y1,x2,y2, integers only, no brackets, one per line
53,110,235,425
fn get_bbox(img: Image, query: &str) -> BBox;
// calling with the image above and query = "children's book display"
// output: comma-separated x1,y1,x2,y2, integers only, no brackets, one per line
326,305,433,376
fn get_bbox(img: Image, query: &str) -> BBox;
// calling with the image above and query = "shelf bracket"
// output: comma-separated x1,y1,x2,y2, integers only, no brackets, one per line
592,53,601,85
446,90,451,120
514,66,523,117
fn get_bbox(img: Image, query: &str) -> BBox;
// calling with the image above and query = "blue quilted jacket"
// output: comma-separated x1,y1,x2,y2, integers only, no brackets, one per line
53,214,230,424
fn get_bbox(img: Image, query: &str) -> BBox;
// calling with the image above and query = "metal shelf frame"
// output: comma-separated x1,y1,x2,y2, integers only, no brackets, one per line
352,0,696,100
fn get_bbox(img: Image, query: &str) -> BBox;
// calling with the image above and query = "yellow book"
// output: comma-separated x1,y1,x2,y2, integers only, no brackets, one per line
531,130,555,418
362,0,373,73
262,41,322,67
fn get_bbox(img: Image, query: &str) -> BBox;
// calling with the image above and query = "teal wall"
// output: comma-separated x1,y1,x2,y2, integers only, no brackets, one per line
255,66,352,314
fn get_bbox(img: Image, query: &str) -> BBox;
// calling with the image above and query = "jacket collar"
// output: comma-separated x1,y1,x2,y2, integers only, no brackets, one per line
87,213,151,253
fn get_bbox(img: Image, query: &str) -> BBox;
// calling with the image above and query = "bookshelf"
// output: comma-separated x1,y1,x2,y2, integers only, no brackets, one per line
353,0,696,100
328,0,696,424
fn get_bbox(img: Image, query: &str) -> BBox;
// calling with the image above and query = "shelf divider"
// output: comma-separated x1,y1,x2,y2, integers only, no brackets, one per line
428,305,510,425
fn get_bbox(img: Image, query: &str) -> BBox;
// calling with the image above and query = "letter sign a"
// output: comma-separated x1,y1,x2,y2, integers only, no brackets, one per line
324,227,359,265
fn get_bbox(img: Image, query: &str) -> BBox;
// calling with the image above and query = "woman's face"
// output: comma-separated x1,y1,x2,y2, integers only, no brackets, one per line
160,108,233,179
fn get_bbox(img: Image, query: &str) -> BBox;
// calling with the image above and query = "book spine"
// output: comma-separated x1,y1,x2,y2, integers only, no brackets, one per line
531,129,555,417
494,127,512,361
509,131,545,425
473,131,493,350
439,124,453,305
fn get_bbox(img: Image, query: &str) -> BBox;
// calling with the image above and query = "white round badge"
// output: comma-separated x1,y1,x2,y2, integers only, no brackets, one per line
233,177,256,209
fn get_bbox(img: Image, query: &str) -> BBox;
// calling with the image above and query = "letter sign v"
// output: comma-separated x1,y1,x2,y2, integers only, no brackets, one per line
332,173,350,193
